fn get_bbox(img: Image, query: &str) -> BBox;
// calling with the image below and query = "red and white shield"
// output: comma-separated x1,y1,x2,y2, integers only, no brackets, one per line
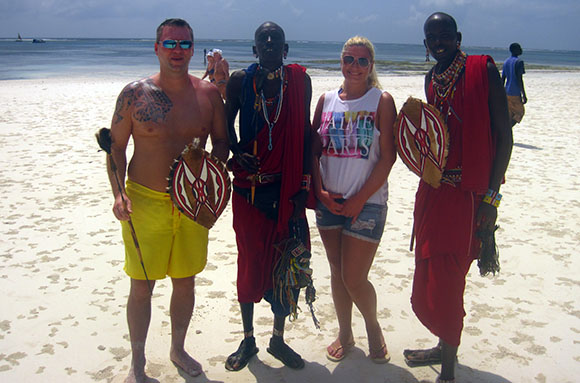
168,140,231,229
395,97,449,188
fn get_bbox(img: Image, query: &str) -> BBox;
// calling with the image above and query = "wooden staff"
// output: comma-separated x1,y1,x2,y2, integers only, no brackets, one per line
95,128,153,295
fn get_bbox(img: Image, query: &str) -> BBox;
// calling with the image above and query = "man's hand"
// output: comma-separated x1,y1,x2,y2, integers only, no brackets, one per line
290,190,308,220
112,193,132,221
234,152,260,174
476,202,498,232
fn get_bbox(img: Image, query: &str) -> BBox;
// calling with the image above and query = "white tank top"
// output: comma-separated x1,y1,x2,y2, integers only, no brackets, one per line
317,87,389,205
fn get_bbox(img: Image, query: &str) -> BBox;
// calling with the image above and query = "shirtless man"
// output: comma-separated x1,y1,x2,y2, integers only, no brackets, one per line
211,49,230,99
107,18,229,383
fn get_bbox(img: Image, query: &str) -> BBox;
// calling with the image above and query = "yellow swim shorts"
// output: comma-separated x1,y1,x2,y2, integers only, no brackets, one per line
507,95,525,124
121,179,209,280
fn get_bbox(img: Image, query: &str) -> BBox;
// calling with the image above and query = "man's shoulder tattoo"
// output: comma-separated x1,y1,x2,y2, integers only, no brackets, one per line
113,79,173,124
113,81,140,124
133,79,173,123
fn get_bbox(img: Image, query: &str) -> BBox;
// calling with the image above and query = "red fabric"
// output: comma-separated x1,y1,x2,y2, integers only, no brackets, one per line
232,64,309,302
232,192,286,302
461,55,493,192
412,182,481,346
413,56,492,346
427,55,493,192
232,64,306,231
278,64,307,231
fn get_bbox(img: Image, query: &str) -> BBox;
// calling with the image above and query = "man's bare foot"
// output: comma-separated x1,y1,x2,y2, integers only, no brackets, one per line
124,365,150,383
170,348,202,377
124,355,150,383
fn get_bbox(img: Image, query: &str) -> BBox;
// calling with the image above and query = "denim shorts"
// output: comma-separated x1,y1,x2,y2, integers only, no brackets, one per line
315,200,387,243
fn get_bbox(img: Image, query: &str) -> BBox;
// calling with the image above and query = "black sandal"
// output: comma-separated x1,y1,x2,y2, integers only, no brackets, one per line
267,336,305,369
225,336,259,371
403,345,442,367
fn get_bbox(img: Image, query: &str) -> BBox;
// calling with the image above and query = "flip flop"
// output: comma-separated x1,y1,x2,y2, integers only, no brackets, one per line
369,344,391,364
326,339,355,362
267,337,305,369
403,346,442,367
225,337,259,372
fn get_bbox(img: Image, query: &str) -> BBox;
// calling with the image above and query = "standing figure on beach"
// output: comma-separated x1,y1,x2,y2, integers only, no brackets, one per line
502,43,528,127
403,13,513,383
106,18,229,383
312,36,397,363
224,21,313,371
201,49,215,82
212,49,230,100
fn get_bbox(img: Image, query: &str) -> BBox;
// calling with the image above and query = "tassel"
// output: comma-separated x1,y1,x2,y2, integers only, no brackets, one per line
477,225,500,277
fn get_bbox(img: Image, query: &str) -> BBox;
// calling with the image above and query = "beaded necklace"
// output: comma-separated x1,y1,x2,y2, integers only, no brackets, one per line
432,50,466,105
267,66,284,80
253,65,285,150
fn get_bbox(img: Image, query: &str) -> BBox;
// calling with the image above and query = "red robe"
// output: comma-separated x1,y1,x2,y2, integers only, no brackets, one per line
411,55,493,347
232,64,309,303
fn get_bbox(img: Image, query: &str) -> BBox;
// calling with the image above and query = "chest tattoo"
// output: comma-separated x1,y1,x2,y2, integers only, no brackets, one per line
134,82,173,123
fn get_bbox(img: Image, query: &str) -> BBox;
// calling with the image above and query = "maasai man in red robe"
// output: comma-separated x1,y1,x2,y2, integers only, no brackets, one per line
403,12,513,383
224,21,313,371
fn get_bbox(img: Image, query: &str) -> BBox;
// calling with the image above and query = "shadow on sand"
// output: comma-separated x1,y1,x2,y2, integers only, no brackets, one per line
514,142,542,150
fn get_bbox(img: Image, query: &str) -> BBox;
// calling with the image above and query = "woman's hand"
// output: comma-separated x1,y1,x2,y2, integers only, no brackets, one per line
318,190,344,215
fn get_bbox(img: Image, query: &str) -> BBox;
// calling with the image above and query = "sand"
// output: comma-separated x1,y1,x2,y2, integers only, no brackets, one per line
0,69,579,383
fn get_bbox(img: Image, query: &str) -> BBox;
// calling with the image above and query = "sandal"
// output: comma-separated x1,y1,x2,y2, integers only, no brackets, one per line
403,345,441,367
326,339,355,362
225,337,259,372
369,344,391,364
267,336,305,369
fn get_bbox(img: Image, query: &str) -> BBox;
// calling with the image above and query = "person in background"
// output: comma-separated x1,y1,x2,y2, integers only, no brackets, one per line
212,49,230,100
107,18,228,383
502,42,528,127
403,12,513,383
201,49,215,83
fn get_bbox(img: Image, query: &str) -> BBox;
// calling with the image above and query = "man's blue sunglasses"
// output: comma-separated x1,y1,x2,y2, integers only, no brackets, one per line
160,39,193,49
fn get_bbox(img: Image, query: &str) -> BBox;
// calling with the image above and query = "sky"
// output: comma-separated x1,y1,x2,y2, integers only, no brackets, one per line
0,0,579,51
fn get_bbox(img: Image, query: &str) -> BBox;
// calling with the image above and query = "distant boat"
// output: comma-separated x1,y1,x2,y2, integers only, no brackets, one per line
32,38,46,44
16,33,23,42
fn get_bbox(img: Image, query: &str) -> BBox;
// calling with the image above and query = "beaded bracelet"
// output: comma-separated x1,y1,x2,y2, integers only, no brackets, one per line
301,174,311,192
482,189,502,208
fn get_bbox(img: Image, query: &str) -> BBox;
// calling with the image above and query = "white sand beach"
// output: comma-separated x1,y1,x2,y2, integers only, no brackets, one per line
0,69,579,383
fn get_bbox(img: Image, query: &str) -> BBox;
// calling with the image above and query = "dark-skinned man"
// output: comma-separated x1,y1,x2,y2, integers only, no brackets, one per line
223,21,313,372
403,12,513,383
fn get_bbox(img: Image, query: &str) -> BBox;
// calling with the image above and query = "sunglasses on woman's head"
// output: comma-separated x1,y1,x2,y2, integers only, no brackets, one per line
342,55,370,67
160,39,193,49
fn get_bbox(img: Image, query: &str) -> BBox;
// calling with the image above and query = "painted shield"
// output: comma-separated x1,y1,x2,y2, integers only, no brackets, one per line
394,97,449,188
168,139,231,229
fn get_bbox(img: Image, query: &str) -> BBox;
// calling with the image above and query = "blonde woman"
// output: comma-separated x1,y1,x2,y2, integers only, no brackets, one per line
312,36,396,363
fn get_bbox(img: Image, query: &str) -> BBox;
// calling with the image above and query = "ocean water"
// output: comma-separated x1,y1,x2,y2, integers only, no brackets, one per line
0,38,579,81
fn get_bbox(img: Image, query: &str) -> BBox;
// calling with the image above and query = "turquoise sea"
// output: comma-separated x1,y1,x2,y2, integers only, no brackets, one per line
1,38,579,80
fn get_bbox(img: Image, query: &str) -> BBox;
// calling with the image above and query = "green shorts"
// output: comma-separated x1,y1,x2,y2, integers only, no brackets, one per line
121,179,208,280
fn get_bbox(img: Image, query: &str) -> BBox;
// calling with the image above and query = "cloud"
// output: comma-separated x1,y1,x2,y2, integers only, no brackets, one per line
281,0,304,16
337,12,378,24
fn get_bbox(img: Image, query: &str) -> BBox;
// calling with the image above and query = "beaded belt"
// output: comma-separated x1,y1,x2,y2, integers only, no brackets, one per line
440,168,462,187
247,173,282,184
